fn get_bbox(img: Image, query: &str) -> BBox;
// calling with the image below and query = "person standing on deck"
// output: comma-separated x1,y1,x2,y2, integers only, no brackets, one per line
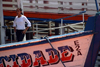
13,8,31,42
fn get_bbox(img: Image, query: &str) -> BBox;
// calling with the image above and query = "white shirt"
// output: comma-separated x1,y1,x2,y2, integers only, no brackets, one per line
13,15,31,30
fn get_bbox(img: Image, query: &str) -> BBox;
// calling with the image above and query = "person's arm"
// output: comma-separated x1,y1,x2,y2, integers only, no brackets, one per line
22,27,29,34
23,16,31,34
14,27,16,32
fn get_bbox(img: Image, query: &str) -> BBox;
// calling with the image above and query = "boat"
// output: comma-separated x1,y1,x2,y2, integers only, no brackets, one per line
1,12,100,67
0,0,100,67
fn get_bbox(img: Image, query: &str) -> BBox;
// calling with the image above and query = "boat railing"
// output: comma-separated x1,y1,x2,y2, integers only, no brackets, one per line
3,11,85,43
5,22,84,43
28,21,84,37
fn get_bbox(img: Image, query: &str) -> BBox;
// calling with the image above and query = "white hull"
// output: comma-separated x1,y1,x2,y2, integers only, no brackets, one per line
0,32,93,67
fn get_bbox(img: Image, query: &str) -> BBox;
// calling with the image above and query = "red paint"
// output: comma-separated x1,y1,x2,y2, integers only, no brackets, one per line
61,51,74,62
7,65,10,67
48,55,59,64
0,64,4,67
21,59,31,67
33,57,48,66
12,62,19,67
3,10,91,21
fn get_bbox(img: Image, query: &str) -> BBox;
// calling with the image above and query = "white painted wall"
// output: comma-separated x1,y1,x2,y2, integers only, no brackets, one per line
2,0,100,15
0,0,5,44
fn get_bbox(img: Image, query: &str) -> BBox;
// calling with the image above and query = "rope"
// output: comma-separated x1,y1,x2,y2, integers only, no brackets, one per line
55,11,86,20
32,11,86,24
42,36,66,67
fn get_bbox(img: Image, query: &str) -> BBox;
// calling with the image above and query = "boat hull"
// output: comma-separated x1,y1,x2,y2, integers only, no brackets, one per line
0,32,93,67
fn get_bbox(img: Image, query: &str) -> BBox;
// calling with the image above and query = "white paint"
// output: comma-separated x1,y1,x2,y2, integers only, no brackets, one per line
0,0,5,44
2,0,100,15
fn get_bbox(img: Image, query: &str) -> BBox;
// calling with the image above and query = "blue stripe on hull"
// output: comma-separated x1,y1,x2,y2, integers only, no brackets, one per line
0,31,93,51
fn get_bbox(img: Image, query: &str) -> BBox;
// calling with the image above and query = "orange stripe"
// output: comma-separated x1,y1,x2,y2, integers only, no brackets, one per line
3,10,91,21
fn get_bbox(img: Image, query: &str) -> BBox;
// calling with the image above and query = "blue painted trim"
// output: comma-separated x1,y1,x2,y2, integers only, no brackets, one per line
4,16,85,24
0,31,93,51
84,16,95,31
95,0,99,12
84,14,100,67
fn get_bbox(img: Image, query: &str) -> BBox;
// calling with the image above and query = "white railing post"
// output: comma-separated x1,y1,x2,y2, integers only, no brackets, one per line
60,19,63,35
14,32,16,41
10,27,12,43
36,23,38,38
0,0,5,44
82,13,85,30
48,21,52,36
60,19,65,35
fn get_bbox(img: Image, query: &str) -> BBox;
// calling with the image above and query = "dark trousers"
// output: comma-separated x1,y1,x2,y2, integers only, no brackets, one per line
16,30,24,42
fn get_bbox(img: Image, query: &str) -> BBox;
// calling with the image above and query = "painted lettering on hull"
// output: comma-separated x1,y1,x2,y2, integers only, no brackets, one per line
0,40,83,67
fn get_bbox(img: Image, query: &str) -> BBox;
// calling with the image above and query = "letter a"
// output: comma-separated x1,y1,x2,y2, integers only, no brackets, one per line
33,51,48,67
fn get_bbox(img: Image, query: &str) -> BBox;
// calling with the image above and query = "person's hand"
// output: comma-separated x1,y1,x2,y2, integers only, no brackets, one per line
14,29,16,32
14,27,16,32
22,30,27,34
22,27,29,34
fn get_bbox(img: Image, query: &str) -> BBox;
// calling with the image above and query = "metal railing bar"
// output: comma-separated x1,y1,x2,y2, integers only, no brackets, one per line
26,24,78,33
31,11,86,25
